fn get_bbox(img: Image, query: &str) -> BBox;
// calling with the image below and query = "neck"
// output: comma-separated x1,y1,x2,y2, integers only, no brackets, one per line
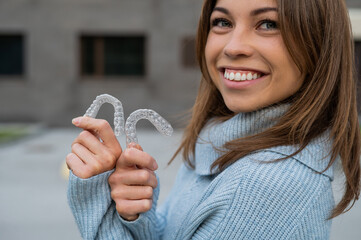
194,103,291,175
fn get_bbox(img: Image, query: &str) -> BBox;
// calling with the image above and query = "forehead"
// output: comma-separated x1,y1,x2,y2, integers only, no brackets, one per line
211,0,279,19
214,0,277,8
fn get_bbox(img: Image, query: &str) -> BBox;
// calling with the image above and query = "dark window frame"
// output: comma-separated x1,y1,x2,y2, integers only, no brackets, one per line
0,33,25,78
354,40,361,115
79,34,147,79
355,40,361,82
181,36,198,69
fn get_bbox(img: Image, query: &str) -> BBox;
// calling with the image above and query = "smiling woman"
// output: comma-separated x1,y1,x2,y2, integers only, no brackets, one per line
67,0,360,239
205,0,303,112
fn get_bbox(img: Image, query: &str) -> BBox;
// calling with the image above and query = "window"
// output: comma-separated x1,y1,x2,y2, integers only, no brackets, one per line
80,35,146,77
0,34,24,76
355,41,361,82
181,36,197,68
355,41,361,114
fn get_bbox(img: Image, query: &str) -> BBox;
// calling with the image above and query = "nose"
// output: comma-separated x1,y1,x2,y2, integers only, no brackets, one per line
223,29,254,58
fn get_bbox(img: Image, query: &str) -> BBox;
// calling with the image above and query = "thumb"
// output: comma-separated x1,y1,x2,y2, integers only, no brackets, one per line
127,142,143,151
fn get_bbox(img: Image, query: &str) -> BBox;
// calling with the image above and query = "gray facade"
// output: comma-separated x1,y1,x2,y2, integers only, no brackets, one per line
0,0,360,127
0,0,203,127
347,0,361,8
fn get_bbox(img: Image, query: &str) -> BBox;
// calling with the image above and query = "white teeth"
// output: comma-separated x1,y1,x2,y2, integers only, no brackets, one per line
247,73,253,80
229,72,235,80
241,74,247,81
224,69,262,81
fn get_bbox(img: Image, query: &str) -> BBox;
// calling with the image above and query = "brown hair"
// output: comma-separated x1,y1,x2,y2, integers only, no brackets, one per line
171,0,360,219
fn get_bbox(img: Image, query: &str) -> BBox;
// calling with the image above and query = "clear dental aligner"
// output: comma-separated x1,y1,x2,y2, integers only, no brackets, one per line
84,94,125,136
125,109,173,146
83,94,173,145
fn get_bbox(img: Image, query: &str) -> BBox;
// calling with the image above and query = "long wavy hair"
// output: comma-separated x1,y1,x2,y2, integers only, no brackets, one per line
171,0,360,219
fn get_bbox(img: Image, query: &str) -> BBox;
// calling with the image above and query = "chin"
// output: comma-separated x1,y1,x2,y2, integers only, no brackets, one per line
225,99,278,113
226,103,260,113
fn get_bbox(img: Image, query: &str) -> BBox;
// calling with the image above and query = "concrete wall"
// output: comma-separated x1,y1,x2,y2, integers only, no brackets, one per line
351,9,361,40
0,0,202,127
347,0,361,8
0,0,360,127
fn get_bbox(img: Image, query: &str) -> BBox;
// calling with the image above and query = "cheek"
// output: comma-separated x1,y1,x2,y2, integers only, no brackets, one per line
205,34,222,66
279,52,303,92
263,38,303,87
276,39,301,76
204,38,220,87
204,41,214,68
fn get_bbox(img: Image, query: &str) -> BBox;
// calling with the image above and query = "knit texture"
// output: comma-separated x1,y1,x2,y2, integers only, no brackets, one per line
68,104,335,239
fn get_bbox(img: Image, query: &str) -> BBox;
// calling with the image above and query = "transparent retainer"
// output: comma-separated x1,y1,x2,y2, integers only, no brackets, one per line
84,94,124,136
125,109,173,146
84,94,173,146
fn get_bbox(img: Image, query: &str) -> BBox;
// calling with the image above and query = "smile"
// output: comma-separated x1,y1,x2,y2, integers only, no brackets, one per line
223,68,264,81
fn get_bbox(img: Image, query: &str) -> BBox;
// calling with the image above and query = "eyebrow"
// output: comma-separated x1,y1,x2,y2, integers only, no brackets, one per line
212,7,278,16
251,7,278,16
212,7,229,15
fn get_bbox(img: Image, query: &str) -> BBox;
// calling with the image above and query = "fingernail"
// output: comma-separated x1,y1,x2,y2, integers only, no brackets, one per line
153,161,158,170
128,142,136,148
72,117,81,126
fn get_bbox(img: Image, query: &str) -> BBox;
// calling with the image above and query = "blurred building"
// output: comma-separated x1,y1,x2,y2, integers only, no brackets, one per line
0,0,360,127
0,0,203,127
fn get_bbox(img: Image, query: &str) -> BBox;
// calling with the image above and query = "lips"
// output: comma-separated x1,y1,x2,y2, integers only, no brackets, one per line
223,68,265,81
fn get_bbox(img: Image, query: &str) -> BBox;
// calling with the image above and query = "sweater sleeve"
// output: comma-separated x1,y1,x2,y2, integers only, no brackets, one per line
67,170,162,240
184,152,333,239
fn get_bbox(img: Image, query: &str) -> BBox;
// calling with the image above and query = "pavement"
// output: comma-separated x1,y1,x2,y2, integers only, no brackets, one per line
0,127,360,240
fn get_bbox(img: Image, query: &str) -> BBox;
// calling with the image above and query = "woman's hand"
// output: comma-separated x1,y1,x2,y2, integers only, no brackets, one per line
66,116,122,179
108,143,158,221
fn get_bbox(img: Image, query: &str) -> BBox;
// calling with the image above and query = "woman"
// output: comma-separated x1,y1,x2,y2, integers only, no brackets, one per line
67,0,360,239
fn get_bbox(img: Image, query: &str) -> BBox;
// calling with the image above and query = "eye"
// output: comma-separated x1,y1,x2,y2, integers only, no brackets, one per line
211,18,232,28
258,19,278,31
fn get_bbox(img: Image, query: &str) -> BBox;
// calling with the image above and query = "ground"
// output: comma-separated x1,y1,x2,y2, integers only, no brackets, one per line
0,127,359,239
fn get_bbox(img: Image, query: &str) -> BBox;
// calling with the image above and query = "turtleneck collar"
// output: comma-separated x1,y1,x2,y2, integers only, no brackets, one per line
194,104,334,180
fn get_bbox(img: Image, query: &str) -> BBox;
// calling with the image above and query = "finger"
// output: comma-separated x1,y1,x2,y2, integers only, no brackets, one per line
72,130,106,155
111,185,153,200
66,152,85,170
118,148,158,171
65,153,89,178
127,142,143,151
72,116,120,150
71,143,96,165
113,169,158,188
115,199,152,217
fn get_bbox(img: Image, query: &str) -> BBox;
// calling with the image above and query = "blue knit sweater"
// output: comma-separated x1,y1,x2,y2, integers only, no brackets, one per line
68,104,335,239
